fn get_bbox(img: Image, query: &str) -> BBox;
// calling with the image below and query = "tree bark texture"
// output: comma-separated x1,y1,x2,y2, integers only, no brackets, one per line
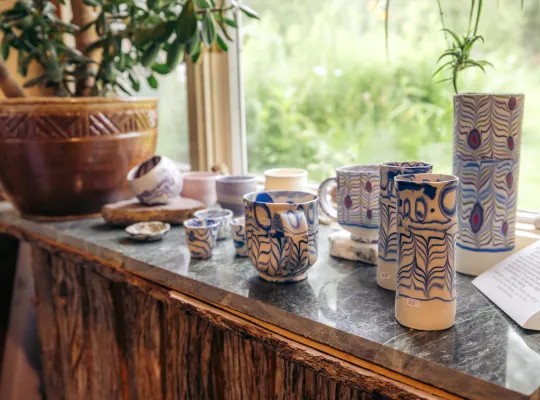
29,242,447,400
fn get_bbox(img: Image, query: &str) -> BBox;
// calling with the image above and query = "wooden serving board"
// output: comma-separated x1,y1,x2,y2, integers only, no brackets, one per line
101,197,205,226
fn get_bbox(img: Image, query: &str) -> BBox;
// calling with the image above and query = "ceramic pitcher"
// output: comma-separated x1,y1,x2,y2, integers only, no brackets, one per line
453,94,524,276
394,173,458,331
318,165,380,242
378,161,433,291
244,191,318,282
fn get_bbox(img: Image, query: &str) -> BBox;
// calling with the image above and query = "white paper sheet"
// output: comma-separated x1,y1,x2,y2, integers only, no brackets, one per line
472,241,540,330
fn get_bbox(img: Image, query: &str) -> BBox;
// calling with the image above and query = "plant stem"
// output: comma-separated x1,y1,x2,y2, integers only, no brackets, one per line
71,0,100,96
385,0,390,60
452,67,459,94
474,0,483,35
468,0,476,34
437,0,449,46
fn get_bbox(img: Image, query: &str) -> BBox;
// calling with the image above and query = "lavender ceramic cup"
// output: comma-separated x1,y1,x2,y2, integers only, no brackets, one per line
127,156,183,205
216,175,258,216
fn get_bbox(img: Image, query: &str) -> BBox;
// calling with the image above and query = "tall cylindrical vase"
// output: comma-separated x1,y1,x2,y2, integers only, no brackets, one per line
395,173,458,331
453,94,525,276
377,161,433,291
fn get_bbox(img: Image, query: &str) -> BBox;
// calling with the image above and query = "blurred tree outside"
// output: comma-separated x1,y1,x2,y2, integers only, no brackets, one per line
241,0,540,210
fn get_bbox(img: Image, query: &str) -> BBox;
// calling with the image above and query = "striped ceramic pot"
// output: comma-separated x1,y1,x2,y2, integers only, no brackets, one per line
244,191,319,282
318,165,380,242
453,93,525,276
216,176,258,216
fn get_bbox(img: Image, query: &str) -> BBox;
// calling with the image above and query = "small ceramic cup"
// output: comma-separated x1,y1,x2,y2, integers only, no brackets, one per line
127,155,183,206
264,168,308,191
231,217,248,257
216,175,258,216
244,190,319,283
184,218,220,259
181,172,220,206
194,208,233,240
318,164,380,242
394,173,458,331
377,162,433,291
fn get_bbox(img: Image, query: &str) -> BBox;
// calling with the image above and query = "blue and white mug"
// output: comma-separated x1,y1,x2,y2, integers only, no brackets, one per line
244,191,319,283
319,165,380,242
378,161,433,291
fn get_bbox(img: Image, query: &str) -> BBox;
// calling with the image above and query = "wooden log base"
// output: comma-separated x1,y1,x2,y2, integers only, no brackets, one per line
101,196,205,226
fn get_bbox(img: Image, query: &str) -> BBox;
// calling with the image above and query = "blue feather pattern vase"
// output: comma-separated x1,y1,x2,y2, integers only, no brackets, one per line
395,173,458,331
453,94,524,276
378,161,433,291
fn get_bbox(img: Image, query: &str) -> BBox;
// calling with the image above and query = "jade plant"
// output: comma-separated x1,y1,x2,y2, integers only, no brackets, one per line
0,0,258,97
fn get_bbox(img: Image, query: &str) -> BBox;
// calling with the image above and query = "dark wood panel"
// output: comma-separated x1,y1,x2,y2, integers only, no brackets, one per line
29,242,444,400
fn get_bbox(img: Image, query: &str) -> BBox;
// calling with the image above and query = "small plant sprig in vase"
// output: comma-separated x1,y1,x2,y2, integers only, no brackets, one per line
0,0,258,218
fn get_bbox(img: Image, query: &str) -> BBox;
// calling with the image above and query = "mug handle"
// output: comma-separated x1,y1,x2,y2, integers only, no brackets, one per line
274,210,309,270
318,177,338,219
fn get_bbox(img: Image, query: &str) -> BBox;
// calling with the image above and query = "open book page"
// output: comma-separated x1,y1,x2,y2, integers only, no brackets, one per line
472,241,540,330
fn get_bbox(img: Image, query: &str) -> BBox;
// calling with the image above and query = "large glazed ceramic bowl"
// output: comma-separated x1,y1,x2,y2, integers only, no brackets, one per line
0,97,158,218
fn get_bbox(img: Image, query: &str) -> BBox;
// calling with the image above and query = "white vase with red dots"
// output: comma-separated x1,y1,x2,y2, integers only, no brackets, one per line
453,93,525,276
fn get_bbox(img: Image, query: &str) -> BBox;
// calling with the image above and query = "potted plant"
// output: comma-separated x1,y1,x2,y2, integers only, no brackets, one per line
0,0,258,218
386,0,525,276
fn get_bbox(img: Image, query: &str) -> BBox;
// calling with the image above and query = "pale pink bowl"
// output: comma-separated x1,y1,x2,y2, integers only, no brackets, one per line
181,172,220,206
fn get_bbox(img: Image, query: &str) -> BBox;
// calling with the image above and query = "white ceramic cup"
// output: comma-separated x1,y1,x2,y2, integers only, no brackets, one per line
264,168,308,191
181,172,220,206
127,155,183,206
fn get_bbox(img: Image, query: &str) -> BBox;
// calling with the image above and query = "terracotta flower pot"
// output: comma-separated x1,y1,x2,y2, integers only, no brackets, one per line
0,97,158,218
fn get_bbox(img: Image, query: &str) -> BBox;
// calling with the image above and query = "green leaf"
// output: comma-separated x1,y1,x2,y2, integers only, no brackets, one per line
1,33,13,60
147,74,158,89
141,42,161,67
185,34,200,56
437,50,459,63
216,34,228,52
128,73,140,92
191,48,201,64
441,28,463,47
115,81,131,95
85,38,106,53
201,15,215,47
166,37,184,71
224,18,237,28
152,63,169,74
23,73,47,88
176,2,198,43
239,4,259,19
82,0,101,6
432,60,453,78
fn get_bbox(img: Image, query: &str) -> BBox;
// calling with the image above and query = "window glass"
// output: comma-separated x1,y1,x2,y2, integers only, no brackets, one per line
139,64,190,164
242,0,540,209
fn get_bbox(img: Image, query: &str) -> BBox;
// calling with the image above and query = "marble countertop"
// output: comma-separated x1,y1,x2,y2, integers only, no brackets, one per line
1,204,539,400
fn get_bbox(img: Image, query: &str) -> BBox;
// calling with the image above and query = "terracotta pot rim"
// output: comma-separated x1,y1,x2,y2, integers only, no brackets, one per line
0,96,158,104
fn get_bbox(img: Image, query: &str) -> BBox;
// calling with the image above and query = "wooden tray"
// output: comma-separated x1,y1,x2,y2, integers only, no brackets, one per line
101,197,205,226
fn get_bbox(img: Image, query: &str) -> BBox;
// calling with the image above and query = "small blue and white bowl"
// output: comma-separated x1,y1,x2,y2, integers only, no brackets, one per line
216,175,258,216
194,208,233,240
184,218,220,259
231,217,248,257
